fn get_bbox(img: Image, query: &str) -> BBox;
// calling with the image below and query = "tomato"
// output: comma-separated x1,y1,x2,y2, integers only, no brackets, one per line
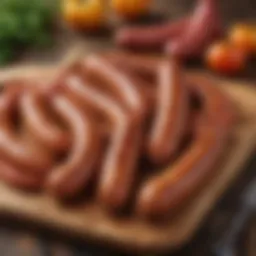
62,0,105,30
229,24,256,54
111,0,152,19
205,42,247,75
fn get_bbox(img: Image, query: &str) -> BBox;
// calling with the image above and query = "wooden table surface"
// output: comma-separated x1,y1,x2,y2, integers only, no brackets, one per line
0,0,255,255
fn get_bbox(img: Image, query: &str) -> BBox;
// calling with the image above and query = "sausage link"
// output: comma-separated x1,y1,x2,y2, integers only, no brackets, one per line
184,109,202,138
147,59,189,164
103,51,159,78
166,0,222,59
115,17,189,49
65,76,142,210
20,88,70,152
189,75,235,129
82,55,146,119
104,53,190,163
46,93,100,198
136,73,235,218
0,159,43,190
0,90,53,173
105,56,156,111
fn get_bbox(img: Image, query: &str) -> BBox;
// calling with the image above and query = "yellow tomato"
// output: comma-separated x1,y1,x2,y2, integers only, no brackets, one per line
229,24,256,54
62,0,105,30
111,0,152,19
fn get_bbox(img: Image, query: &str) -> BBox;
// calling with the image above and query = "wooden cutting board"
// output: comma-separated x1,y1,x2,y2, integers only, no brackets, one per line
0,66,255,253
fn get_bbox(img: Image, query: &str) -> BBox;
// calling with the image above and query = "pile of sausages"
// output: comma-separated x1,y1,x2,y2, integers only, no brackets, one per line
0,52,235,219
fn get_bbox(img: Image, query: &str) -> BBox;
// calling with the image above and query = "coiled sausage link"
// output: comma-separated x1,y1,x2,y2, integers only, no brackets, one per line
147,59,189,164
115,17,189,49
82,55,146,120
103,51,159,79
65,75,142,210
166,0,222,59
45,92,101,198
136,75,235,218
0,159,43,190
0,89,53,174
20,88,70,152
104,53,189,163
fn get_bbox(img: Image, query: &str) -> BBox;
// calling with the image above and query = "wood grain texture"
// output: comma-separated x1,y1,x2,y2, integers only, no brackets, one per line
0,66,255,253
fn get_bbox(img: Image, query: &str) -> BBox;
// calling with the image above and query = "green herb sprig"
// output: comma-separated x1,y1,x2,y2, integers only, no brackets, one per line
0,0,55,65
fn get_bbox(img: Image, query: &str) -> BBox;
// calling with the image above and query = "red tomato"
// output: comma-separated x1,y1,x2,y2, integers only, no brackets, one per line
205,42,247,75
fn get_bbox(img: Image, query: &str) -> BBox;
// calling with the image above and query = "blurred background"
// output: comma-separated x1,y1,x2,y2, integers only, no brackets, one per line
154,0,256,23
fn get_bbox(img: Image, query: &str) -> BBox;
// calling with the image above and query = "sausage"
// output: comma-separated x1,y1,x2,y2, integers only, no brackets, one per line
81,55,146,119
64,75,142,210
20,88,70,152
96,53,157,120
136,73,235,218
115,17,189,49
102,51,159,79
184,109,202,138
45,92,100,198
189,75,235,128
129,75,156,114
104,53,191,163
147,59,189,164
0,159,43,190
166,0,222,59
0,89,53,174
